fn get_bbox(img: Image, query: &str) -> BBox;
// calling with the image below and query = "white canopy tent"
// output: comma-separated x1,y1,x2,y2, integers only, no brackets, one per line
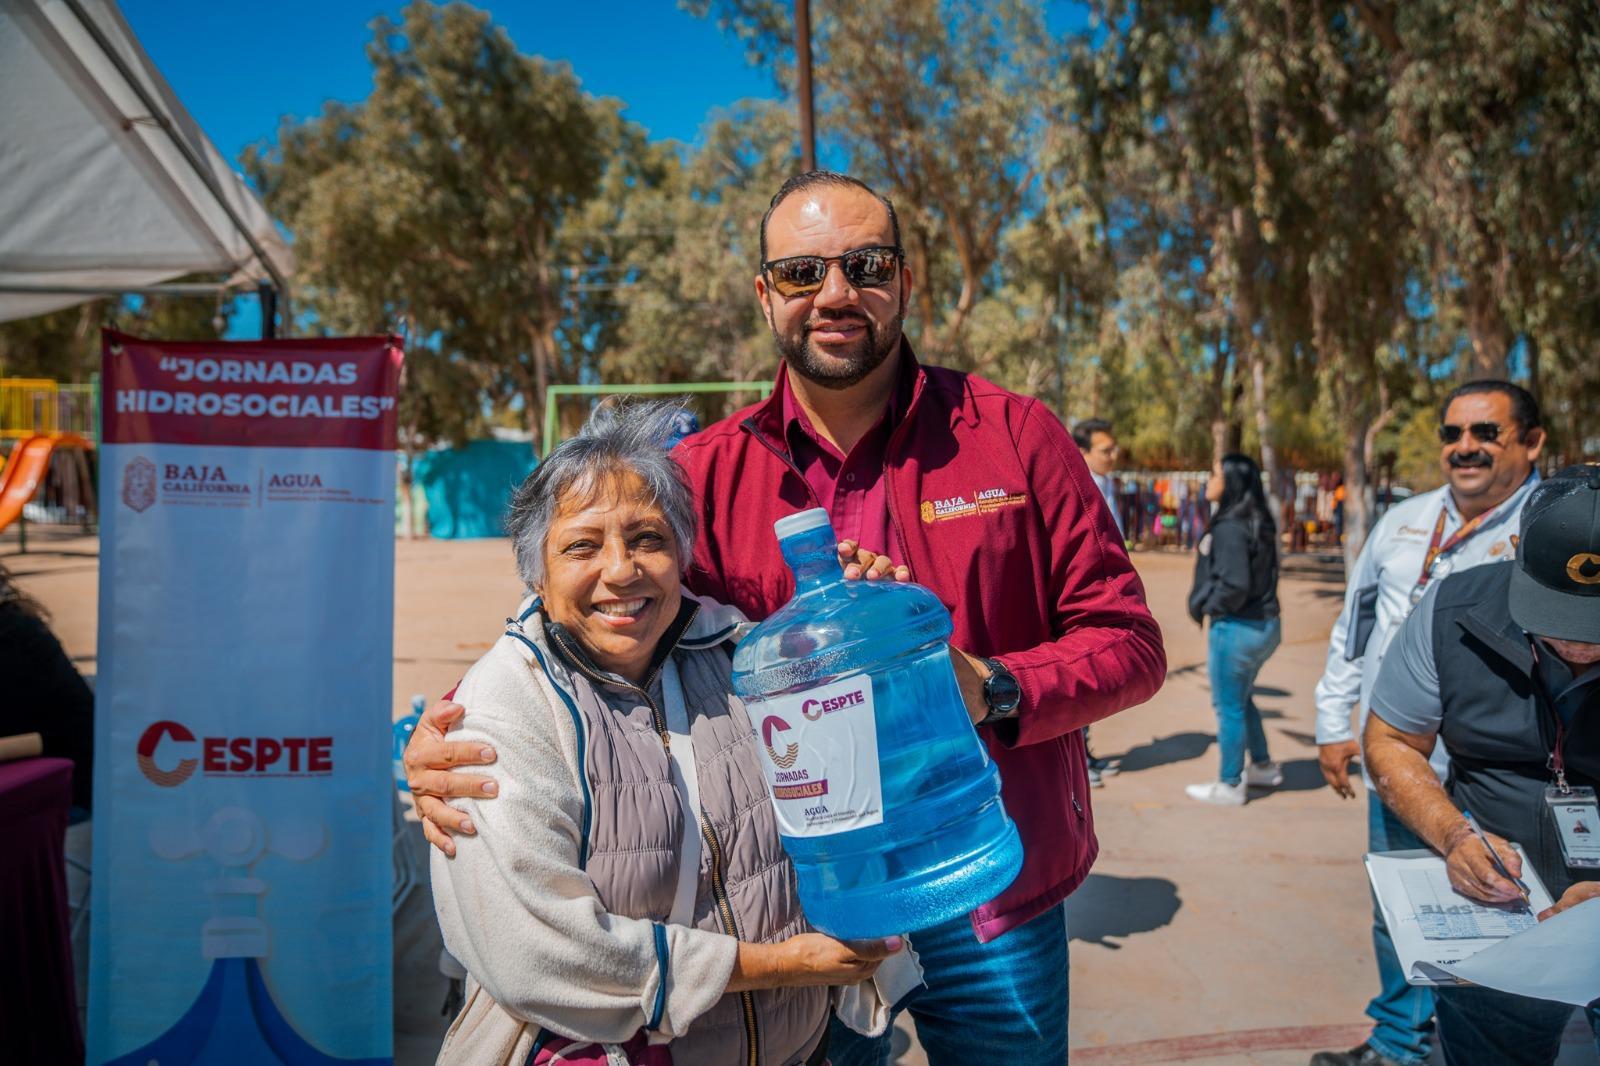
0,0,293,331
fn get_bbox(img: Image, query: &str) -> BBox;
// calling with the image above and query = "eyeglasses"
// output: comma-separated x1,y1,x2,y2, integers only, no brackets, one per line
1439,422,1514,446
761,245,903,298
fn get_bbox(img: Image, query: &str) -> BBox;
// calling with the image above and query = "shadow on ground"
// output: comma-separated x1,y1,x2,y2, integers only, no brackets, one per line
1115,731,1213,772
1248,758,1327,795
1068,874,1182,948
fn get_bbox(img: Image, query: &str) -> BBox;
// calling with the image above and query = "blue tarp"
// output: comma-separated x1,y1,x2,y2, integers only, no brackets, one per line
411,440,536,539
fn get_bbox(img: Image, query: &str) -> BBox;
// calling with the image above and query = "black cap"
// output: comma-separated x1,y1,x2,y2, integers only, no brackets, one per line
1508,464,1600,643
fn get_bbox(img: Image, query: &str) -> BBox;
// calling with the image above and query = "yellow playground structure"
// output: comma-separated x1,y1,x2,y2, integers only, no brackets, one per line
0,378,98,540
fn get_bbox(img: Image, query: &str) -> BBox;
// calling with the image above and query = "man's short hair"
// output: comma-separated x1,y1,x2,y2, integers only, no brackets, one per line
1072,418,1114,452
760,170,902,263
1439,380,1542,435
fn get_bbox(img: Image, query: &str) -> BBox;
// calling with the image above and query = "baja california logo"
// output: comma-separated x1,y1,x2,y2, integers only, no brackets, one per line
762,715,799,769
137,720,198,786
122,456,157,513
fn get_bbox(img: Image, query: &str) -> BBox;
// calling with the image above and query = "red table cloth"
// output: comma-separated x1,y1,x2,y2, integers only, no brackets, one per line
0,756,82,1062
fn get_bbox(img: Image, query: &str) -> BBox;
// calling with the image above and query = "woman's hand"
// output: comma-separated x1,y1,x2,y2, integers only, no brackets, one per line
1538,880,1600,921
403,699,499,857
837,540,911,582
725,933,902,992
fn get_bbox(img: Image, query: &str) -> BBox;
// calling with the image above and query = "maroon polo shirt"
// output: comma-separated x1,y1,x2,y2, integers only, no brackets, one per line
780,367,903,557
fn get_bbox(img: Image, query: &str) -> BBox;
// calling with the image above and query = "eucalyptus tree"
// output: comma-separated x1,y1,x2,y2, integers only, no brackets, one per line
690,0,1063,361
245,1,644,444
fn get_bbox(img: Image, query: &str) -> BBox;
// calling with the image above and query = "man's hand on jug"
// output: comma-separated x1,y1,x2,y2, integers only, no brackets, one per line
404,699,497,857
837,539,911,582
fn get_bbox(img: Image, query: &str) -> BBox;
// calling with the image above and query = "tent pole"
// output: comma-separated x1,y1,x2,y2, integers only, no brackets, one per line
259,284,277,340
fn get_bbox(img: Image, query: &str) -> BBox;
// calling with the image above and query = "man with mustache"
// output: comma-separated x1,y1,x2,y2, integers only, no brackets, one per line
1310,380,1545,1066
409,171,1167,1063
1362,464,1600,1065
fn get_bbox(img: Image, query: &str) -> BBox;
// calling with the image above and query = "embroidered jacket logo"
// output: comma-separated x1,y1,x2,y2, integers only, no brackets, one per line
919,487,1027,523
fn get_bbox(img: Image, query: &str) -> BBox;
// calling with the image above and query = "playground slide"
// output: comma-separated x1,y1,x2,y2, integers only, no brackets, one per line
0,435,57,532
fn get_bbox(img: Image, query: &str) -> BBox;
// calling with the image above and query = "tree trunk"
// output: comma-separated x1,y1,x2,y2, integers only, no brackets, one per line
1209,331,1232,466
1362,392,1395,527
1250,345,1282,527
1464,284,1512,378
1527,333,1541,409
1227,207,1282,523
1341,418,1373,575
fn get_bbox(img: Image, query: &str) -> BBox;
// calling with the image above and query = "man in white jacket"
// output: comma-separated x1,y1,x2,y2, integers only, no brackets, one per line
1308,381,1544,1066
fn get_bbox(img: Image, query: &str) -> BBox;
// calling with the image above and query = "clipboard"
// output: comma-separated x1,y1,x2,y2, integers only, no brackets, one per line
1364,847,1555,987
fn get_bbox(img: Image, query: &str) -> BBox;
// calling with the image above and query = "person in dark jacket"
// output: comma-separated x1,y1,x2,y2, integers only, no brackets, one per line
0,560,94,814
1187,453,1283,805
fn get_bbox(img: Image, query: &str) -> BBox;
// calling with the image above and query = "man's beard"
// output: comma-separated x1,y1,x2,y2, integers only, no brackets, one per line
775,310,903,390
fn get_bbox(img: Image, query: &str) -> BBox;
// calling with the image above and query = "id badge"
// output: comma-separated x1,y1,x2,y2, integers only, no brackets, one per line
1545,785,1600,868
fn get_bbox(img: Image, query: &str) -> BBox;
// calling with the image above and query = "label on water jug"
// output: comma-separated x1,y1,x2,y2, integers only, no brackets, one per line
754,676,883,837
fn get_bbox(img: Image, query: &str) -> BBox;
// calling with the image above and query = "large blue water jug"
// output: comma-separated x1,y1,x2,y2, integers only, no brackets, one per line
731,508,1023,938
393,694,424,793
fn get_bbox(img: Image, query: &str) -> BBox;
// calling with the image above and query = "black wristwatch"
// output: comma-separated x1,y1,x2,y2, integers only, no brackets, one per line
978,657,1021,726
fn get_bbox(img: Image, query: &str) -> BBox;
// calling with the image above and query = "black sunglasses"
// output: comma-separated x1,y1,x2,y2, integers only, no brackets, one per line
1438,422,1514,445
761,245,903,298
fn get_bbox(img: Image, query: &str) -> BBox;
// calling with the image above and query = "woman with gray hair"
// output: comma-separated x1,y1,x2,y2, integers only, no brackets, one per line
430,400,900,1066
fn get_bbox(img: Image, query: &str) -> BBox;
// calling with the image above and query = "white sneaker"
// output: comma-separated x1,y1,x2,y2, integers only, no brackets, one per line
1185,780,1247,806
1243,761,1285,788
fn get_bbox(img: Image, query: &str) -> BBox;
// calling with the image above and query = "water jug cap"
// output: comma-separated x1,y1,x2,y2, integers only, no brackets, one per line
773,508,832,540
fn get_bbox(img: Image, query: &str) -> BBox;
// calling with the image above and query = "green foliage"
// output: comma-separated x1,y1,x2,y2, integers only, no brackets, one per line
243,1,651,446
0,287,231,381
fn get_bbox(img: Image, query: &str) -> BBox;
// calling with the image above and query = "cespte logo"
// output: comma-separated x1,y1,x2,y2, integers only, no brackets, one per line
801,688,867,721
762,715,799,769
135,719,334,787
136,720,198,786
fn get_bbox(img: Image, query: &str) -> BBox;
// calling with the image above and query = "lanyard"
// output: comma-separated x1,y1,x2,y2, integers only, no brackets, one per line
1414,497,1508,595
1530,638,1573,793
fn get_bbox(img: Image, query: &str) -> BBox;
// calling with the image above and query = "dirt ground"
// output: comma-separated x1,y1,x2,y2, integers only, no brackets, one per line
8,528,1596,1065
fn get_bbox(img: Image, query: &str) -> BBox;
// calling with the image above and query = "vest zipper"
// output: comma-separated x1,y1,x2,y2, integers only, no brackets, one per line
700,814,762,1066
546,614,692,752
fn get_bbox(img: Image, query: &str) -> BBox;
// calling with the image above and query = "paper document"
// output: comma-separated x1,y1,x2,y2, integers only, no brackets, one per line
1366,848,1555,987
1399,866,1538,940
1438,898,1600,1006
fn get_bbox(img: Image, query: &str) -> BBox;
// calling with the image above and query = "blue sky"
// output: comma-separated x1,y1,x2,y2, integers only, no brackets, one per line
121,1,782,165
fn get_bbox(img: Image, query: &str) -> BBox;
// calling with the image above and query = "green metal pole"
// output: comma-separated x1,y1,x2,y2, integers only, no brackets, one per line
540,382,775,458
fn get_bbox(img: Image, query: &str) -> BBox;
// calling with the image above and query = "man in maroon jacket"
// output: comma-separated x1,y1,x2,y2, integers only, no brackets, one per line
409,171,1165,1063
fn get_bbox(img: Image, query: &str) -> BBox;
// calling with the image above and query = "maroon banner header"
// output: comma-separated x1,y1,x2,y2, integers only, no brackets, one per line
102,331,404,450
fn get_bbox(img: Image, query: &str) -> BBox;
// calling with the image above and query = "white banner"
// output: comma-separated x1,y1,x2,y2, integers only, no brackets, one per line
89,331,403,1064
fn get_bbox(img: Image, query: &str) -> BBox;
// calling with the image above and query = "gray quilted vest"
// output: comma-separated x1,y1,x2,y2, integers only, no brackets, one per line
515,597,826,1066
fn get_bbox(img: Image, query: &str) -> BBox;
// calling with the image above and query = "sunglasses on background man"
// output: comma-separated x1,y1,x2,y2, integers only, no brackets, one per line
762,245,903,298
1438,422,1518,446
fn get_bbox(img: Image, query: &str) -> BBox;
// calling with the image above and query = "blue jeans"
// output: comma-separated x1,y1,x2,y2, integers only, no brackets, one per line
825,901,1069,1065
1366,793,1435,1064
1205,616,1280,785
1435,984,1600,1066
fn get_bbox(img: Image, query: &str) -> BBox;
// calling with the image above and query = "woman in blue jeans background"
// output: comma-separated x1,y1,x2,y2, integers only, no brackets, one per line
1186,453,1283,806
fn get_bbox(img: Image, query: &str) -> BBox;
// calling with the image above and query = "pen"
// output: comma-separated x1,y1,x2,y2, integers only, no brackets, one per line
1462,810,1531,909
